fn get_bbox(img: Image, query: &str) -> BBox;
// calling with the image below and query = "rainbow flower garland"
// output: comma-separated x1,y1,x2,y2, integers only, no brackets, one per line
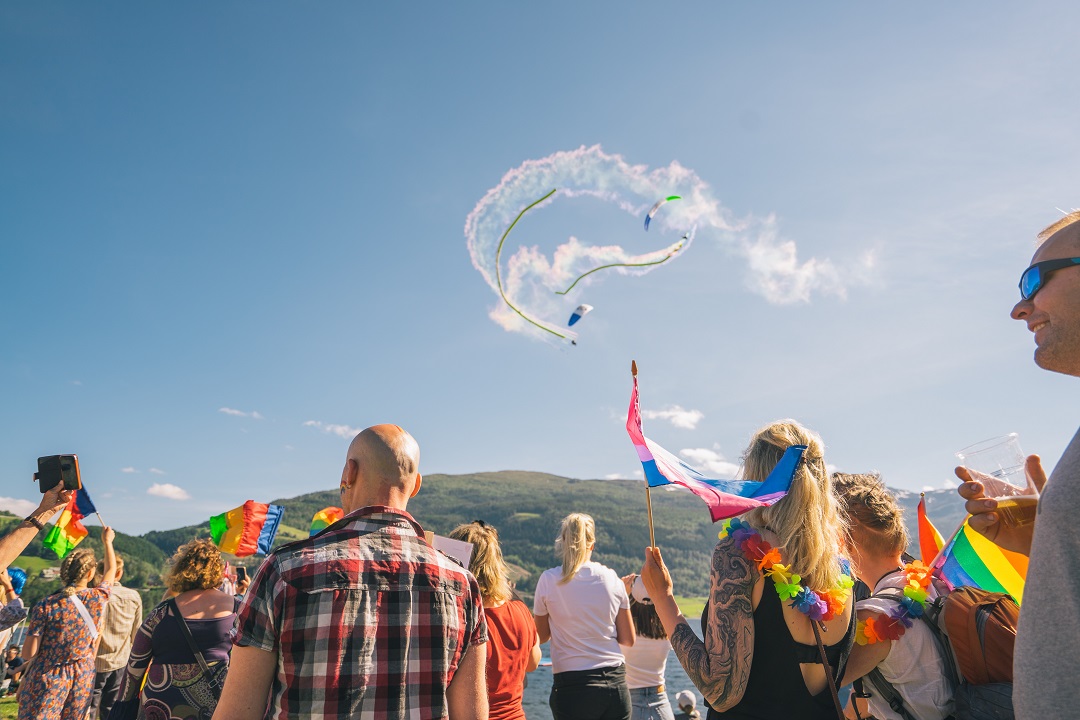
719,518,854,622
854,560,934,645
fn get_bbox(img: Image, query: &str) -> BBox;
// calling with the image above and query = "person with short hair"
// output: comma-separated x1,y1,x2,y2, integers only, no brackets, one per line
449,520,540,720
109,539,236,720
3,645,25,695
534,512,635,720
18,526,116,720
833,472,954,720
959,211,1080,717
213,424,488,720
88,555,142,720
641,420,856,720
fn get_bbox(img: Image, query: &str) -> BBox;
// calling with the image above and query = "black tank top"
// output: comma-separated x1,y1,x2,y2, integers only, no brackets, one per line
702,576,856,720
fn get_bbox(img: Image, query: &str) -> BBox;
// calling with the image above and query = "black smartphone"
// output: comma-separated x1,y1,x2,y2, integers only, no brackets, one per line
34,455,82,493
235,567,248,582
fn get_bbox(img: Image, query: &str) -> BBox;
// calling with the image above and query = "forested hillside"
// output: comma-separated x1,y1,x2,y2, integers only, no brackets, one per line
5,473,970,609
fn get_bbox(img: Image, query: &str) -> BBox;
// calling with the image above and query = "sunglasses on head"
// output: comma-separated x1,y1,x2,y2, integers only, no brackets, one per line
1019,257,1080,300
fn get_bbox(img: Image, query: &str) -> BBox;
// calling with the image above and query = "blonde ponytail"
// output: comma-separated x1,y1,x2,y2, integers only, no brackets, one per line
59,548,97,597
555,513,595,584
741,420,846,592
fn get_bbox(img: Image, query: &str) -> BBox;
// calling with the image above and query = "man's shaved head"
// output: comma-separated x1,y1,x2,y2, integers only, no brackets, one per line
340,424,422,513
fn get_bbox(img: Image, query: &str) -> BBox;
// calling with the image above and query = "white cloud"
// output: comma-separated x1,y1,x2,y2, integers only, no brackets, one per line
148,468,166,475
71,380,82,386
0,497,37,516
642,405,704,430
465,145,862,342
121,467,137,474
604,470,644,480
679,447,740,478
219,407,264,420
147,483,190,500
304,420,361,439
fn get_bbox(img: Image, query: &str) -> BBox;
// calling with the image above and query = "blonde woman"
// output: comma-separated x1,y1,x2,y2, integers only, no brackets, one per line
449,521,541,720
833,473,955,720
18,526,116,720
534,513,635,720
110,539,236,720
642,421,856,720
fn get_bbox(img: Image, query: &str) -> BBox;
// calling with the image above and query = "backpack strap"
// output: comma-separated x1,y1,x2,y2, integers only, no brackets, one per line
864,667,920,720
68,594,99,641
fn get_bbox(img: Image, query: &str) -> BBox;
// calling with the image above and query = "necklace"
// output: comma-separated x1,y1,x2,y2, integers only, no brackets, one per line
720,518,853,623
854,560,934,644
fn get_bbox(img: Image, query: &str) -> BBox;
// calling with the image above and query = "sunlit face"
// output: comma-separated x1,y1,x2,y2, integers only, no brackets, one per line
1011,225,1080,377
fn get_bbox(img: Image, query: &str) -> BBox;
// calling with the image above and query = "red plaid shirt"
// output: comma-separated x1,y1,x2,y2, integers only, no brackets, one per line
234,506,487,719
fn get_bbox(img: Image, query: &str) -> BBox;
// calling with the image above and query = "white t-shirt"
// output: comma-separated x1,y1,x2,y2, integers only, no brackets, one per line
622,636,670,689
533,561,630,673
857,571,955,720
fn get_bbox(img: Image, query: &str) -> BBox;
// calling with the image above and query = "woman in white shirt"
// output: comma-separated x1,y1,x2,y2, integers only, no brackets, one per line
620,574,675,720
534,513,636,720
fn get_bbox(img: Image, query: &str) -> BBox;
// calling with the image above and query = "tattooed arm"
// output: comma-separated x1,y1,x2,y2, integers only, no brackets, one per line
641,537,758,711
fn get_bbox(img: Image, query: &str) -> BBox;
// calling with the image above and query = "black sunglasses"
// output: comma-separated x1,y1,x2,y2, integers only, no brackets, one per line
1019,257,1080,300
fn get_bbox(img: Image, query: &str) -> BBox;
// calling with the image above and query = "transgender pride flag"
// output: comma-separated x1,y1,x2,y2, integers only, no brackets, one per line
626,370,806,523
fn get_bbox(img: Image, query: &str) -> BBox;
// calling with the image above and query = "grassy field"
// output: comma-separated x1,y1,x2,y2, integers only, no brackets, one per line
0,695,16,720
674,595,707,618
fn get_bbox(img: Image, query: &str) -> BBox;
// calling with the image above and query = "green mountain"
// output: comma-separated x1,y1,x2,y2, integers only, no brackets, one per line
8,473,970,609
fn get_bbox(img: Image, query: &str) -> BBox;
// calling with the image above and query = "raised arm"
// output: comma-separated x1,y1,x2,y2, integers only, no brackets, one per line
100,526,117,586
641,538,758,711
0,486,72,570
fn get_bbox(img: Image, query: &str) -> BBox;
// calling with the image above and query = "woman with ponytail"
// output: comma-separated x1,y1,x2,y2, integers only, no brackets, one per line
641,420,856,720
18,525,116,720
534,512,636,720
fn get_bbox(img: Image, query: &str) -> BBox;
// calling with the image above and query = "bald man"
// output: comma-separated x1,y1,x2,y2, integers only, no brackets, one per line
958,212,1080,718
216,425,488,720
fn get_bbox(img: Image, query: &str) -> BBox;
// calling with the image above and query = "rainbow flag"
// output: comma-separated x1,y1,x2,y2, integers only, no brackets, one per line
917,494,945,564
310,506,344,536
934,520,1028,604
209,501,284,557
626,371,806,522
42,488,97,559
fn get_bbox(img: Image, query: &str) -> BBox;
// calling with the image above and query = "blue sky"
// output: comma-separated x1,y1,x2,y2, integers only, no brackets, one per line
2,3,1078,535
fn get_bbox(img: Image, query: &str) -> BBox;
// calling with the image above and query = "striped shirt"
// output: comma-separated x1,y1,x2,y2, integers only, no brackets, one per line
234,505,487,719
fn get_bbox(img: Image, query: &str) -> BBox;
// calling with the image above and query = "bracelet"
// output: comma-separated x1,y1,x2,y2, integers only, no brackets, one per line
23,516,44,532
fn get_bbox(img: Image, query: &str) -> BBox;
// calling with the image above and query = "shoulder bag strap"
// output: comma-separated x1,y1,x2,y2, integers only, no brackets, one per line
812,619,846,720
167,599,215,683
69,593,99,641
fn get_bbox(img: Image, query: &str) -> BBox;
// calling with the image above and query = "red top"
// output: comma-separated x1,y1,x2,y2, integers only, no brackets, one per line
485,598,538,720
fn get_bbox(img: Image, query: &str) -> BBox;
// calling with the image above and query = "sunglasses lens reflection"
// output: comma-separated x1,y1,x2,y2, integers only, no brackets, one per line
1021,267,1041,299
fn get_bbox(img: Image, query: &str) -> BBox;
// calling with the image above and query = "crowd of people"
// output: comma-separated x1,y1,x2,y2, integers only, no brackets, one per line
0,210,1077,719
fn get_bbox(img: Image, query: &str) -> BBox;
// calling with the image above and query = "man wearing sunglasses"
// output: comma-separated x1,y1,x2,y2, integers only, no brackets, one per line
959,211,1080,719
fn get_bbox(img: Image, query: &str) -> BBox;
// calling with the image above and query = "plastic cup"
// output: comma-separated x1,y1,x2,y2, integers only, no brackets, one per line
956,433,1039,528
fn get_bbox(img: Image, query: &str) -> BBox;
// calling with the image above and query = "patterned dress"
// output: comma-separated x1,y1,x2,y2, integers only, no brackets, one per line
109,597,236,720
18,585,110,720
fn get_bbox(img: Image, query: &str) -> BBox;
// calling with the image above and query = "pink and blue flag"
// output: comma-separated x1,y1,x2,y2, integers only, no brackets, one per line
626,371,806,522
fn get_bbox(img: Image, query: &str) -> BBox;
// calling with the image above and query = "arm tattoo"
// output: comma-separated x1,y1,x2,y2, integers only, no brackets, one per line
669,535,757,711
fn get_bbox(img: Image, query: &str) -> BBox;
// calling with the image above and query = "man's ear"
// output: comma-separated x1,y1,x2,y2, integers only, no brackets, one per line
341,458,358,491
410,473,423,498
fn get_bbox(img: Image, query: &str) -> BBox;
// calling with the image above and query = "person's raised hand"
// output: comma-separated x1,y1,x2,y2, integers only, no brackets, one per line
956,454,1047,556
620,573,636,597
101,526,115,545
640,546,673,601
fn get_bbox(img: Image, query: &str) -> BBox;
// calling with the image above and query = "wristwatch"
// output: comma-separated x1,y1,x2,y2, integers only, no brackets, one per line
23,516,44,532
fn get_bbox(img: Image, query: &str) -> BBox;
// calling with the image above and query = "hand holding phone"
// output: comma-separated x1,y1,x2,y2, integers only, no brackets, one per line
34,455,82,493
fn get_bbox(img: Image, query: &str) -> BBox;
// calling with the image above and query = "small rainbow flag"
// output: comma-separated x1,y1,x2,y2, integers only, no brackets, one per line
42,488,97,559
209,501,284,557
310,506,344,536
935,521,1028,604
917,494,945,564
626,369,805,522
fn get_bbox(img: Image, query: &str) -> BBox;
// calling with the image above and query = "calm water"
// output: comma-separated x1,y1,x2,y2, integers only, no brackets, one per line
522,619,703,720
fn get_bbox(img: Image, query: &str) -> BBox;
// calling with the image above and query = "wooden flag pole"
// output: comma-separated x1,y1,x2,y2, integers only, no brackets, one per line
633,360,657,549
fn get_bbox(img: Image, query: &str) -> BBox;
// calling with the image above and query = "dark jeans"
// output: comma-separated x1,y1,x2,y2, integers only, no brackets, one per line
89,668,123,719
550,664,632,720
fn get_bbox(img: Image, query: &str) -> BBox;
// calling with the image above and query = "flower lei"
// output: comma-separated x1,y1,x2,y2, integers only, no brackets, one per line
719,518,854,622
854,560,934,645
